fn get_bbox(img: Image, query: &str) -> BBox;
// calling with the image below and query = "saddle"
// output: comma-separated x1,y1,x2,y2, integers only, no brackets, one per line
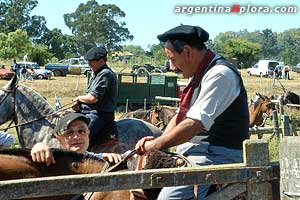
128,150,191,200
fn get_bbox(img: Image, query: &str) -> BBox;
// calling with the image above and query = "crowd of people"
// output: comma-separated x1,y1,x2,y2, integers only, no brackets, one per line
11,59,35,81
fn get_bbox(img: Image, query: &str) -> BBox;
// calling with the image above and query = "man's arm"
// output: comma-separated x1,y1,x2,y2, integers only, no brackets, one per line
73,93,99,104
162,113,178,134
135,118,204,154
31,143,55,166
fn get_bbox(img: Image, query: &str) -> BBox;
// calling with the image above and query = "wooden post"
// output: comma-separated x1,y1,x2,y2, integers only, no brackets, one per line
272,110,280,140
280,137,300,200
243,139,273,200
282,115,291,136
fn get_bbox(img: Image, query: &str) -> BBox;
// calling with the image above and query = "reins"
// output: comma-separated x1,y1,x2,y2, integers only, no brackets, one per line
0,86,74,131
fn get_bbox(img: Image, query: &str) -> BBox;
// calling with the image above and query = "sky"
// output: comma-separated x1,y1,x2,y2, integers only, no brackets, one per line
32,0,300,50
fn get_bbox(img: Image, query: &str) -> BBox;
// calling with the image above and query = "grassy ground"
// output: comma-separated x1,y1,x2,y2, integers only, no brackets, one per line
1,68,300,160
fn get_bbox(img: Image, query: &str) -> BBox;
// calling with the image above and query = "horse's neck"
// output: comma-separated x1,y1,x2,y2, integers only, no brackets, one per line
15,86,58,148
249,103,263,127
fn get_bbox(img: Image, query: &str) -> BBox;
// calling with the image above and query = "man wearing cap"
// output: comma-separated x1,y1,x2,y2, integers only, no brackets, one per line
73,46,118,147
31,113,121,166
135,25,249,199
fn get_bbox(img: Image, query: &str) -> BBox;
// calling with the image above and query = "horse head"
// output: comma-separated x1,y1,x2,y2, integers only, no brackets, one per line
0,75,58,148
282,91,300,104
0,74,18,125
249,93,274,127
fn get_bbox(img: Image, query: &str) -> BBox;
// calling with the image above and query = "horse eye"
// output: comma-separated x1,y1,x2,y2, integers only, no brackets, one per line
72,162,79,169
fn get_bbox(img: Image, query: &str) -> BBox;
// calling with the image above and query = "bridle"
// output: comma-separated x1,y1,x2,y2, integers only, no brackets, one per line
0,85,74,132
0,86,18,132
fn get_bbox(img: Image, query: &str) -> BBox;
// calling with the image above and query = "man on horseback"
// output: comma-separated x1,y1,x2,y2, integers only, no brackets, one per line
72,46,118,147
31,113,121,166
135,25,249,199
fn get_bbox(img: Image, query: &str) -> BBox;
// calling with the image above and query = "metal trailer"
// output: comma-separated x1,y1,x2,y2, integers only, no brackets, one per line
116,73,178,112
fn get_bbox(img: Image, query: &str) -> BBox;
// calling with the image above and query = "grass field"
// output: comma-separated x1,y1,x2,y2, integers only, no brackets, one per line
1,68,300,159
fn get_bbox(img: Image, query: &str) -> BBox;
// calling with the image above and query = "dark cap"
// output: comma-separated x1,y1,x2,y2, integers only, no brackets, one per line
54,113,90,135
84,46,107,61
157,25,209,43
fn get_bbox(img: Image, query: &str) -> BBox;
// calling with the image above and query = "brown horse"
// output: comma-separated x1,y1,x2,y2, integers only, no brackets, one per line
120,106,177,130
249,93,274,127
0,148,130,200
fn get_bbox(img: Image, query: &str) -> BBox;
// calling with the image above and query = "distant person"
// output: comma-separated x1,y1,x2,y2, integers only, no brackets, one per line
1,65,5,69
274,64,282,78
72,46,118,148
26,67,35,81
20,66,27,81
283,64,290,80
11,59,18,73
0,131,14,150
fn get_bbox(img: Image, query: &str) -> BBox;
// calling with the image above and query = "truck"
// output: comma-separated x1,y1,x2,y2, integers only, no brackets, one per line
246,60,279,77
45,58,91,76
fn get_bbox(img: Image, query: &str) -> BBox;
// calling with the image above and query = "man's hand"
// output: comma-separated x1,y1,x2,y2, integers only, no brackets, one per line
31,143,55,166
72,97,81,111
102,153,122,163
135,136,156,155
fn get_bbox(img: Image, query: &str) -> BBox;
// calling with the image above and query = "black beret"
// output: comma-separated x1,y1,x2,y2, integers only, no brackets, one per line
54,113,90,136
157,25,209,43
84,46,107,61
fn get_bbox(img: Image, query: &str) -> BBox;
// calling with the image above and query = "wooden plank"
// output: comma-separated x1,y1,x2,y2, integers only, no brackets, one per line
205,183,246,200
243,139,273,200
0,164,278,199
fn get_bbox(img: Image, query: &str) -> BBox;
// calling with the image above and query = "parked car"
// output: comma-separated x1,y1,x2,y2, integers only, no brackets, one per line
18,62,52,79
292,63,300,73
247,60,279,77
45,57,91,76
0,67,15,80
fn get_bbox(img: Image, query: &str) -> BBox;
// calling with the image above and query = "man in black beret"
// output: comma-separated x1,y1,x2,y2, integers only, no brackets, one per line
135,25,249,199
73,46,118,148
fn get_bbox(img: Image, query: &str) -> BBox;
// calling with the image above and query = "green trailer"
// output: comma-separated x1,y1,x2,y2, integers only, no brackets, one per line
116,73,178,111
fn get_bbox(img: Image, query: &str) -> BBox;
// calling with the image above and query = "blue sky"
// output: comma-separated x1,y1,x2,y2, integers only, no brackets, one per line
32,0,300,50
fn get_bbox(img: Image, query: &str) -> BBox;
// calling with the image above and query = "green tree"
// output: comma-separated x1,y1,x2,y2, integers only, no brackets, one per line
260,29,278,59
29,44,52,65
0,29,32,59
64,0,133,54
38,28,78,60
149,43,166,66
122,45,145,56
277,28,300,65
219,38,261,68
0,0,47,39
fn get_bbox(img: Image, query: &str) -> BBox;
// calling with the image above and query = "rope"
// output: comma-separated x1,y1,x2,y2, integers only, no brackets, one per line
0,102,74,131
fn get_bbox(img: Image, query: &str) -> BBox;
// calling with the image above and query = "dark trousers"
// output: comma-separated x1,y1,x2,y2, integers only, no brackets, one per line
82,111,116,146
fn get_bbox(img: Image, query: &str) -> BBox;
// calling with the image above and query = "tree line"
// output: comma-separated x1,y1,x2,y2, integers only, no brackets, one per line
0,0,299,67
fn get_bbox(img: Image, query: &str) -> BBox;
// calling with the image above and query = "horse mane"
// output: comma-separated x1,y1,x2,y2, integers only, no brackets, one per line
0,148,102,161
18,84,54,115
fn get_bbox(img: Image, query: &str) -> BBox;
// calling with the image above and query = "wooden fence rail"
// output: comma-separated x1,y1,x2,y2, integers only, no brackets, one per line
0,140,280,199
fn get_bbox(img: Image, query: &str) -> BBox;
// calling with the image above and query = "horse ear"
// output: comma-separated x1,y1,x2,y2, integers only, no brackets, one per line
5,74,18,90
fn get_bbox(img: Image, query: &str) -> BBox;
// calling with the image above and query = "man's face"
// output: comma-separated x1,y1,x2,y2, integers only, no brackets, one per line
57,119,90,153
165,42,192,78
88,59,104,72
